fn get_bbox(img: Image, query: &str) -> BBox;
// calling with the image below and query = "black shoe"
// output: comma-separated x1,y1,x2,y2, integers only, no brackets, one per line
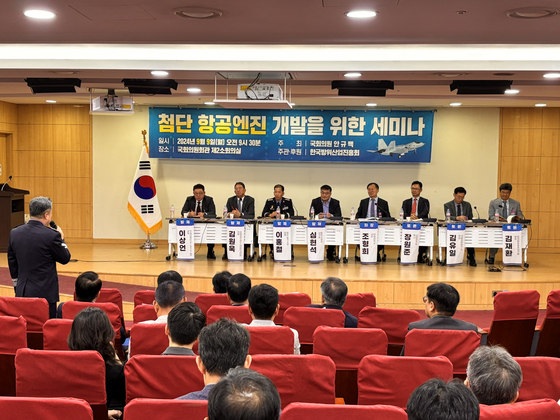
377,253,382,262
487,257,494,265
222,254,228,260
327,254,336,261
469,259,477,267
207,251,216,260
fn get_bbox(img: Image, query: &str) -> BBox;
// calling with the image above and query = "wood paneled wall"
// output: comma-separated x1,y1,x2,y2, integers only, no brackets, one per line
6,103,93,239
0,101,17,184
500,108,560,251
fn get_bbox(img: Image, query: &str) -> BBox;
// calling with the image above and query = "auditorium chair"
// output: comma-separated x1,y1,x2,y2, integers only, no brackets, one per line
357,307,421,355
132,304,157,323
514,356,560,402
95,288,125,329
0,396,94,420
251,354,336,409
276,292,312,325
280,402,408,420
206,305,252,325
124,398,208,420
485,290,540,356
479,398,560,419
0,296,49,349
129,323,168,357
42,318,73,350
134,290,156,307
125,355,203,403
283,307,345,354
15,348,107,420
342,293,377,318
404,329,480,377
357,355,453,408
535,289,560,357
245,326,295,355
193,293,230,317
0,315,27,396
313,326,388,404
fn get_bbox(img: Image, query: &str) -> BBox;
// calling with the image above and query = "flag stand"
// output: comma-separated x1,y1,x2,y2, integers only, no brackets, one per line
139,233,157,249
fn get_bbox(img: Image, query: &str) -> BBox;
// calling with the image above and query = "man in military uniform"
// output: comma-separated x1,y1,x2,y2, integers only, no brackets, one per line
261,184,295,218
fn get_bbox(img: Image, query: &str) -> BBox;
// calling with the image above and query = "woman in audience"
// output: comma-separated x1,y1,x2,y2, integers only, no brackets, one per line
68,306,125,419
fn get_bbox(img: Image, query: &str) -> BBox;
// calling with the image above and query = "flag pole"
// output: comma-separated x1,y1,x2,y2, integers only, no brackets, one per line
138,129,158,250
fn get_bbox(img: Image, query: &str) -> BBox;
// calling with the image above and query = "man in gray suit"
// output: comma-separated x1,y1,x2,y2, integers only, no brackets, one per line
443,187,477,266
487,183,524,265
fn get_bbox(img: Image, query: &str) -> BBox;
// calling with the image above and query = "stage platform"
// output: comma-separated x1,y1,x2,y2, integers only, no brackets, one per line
2,242,556,313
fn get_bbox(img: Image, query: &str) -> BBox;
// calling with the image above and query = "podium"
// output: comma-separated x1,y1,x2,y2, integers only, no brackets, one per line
0,185,29,252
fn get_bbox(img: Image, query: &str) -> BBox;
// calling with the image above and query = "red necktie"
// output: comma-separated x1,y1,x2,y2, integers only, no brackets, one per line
412,198,417,215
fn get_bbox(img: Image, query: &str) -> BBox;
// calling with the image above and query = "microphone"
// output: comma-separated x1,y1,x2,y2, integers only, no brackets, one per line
0,175,12,191
474,206,481,219
49,220,58,229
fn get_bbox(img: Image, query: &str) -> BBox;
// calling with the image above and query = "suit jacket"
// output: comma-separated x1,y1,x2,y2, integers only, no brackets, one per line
261,197,295,218
8,219,71,304
226,195,255,219
310,197,342,218
488,197,523,219
408,315,478,332
356,197,391,218
402,196,430,219
306,304,357,328
181,195,216,218
443,200,473,220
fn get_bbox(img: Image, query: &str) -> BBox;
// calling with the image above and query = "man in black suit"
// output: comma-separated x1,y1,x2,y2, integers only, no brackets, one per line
356,182,391,261
261,184,295,218
443,186,476,266
223,182,255,260
306,277,357,328
7,196,71,318
310,185,342,261
181,183,217,259
402,180,430,263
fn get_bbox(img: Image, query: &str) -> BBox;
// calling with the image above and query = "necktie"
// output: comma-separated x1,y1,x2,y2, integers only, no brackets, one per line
503,201,508,219
238,198,242,212
196,201,201,214
412,198,417,215
368,199,373,218
457,204,461,217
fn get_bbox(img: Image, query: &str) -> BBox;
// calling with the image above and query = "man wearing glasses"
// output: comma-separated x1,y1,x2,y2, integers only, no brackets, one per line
402,180,430,263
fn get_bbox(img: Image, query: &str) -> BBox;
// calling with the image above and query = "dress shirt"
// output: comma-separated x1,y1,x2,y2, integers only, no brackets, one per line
140,314,168,324
248,319,301,355
368,198,378,218
322,198,331,217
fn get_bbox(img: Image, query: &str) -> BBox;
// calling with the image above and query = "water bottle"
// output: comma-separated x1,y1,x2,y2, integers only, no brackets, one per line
494,210,499,222
310,207,315,220
399,208,404,221
223,205,228,219
445,208,451,222
276,206,281,219
350,207,355,220
170,205,175,219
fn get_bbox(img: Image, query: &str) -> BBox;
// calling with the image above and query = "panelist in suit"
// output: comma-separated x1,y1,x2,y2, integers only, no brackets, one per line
443,186,477,267
7,196,71,319
356,182,391,260
181,183,217,259
310,184,342,261
402,180,430,263
223,182,255,260
261,184,295,218
487,182,524,265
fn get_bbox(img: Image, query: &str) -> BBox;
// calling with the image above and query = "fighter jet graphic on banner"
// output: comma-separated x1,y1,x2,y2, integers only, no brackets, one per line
368,139,425,159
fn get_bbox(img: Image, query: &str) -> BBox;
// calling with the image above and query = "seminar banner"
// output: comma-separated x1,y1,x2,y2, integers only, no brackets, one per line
149,108,433,163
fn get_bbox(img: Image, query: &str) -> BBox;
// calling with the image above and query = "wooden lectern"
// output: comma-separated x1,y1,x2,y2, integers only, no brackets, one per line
0,185,29,252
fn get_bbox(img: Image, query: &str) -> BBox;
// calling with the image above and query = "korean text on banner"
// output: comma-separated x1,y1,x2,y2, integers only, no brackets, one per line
401,222,421,265
176,219,195,261
502,224,523,266
446,223,466,266
360,221,379,264
307,220,326,263
127,144,162,235
227,219,245,261
273,220,292,262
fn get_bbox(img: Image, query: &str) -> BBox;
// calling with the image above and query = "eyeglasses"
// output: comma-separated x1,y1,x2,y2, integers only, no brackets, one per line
422,296,429,303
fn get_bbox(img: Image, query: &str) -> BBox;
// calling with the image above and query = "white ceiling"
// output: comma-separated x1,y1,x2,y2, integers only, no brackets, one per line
1,0,560,108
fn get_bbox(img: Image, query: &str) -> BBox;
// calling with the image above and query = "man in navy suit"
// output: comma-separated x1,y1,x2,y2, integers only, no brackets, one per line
310,185,342,261
307,277,357,328
8,196,71,318
181,183,217,259
356,182,391,261
402,180,430,263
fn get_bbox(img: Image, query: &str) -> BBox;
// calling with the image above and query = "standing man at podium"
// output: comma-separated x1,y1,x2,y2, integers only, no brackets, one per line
7,196,71,318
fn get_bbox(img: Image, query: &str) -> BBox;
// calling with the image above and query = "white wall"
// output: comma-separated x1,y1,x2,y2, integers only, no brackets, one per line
93,106,499,239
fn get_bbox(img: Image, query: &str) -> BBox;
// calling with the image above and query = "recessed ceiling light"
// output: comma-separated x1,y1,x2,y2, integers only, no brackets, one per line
24,9,56,19
436,73,467,78
494,72,515,76
450,103,462,107
345,10,377,18
535,103,547,107
366,103,377,107
151,71,169,77
45,100,57,103
187,87,201,93
204,101,215,106
505,89,520,94
173,7,223,19
543,73,560,79
344,72,362,78
507,7,558,19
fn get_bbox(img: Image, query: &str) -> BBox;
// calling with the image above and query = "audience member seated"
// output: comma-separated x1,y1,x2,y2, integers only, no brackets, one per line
144,281,186,324
208,367,281,420
247,284,301,354
307,277,357,328
68,307,125,419
407,378,480,420
177,318,251,400
465,346,522,405
212,271,232,294
409,283,478,332
157,270,183,286
162,302,206,356
227,273,252,305
57,271,101,318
